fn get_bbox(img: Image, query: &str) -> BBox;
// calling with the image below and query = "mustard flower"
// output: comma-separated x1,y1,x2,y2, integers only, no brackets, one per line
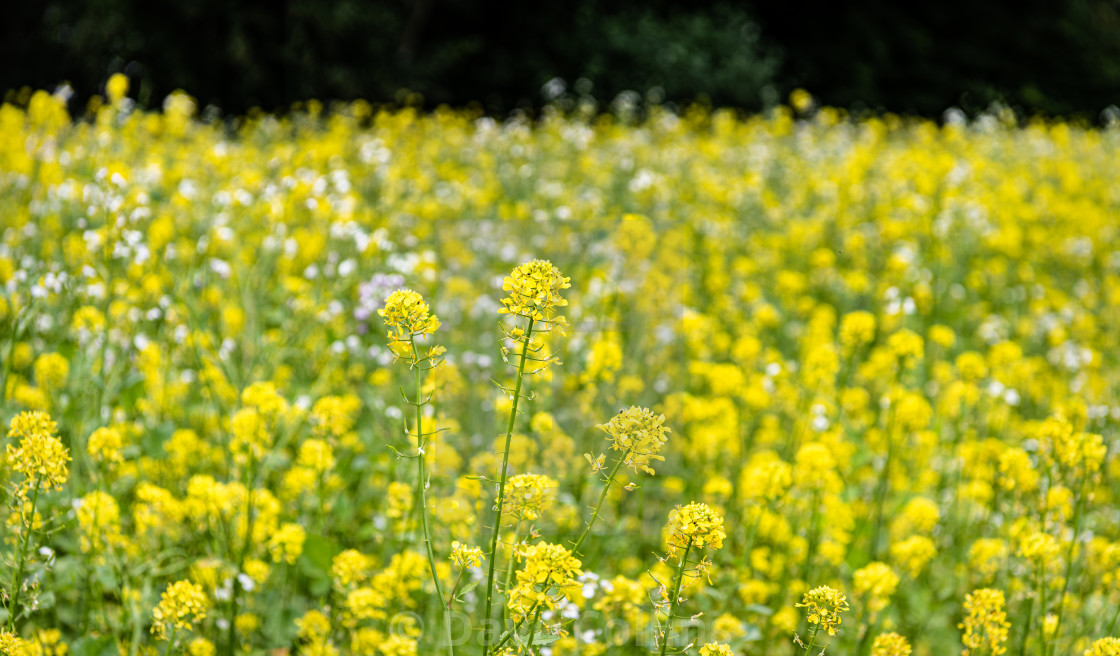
240,381,290,417
699,644,734,656
151,580,210,640
379,289,441,342
853,562,899,616
268,522,307,564
297,439,336,474
501,473,557,520
968,538,1008,581
6,411,70,491
32,353,69,389
187,638,215,656
0,631,24,656
450,541,484,570
890,535,937,577
295,609,332,641
499,259,570,328
838,310,876,350
76,490,122,554
665,502,726,553
507,542,582,620
740,456,792,502
597,406,671,476
1086,638,1120,656
871,632,912,656
959,588,1010,656
87,426,125,467
344,586,388,623
1018,531,1061,563
331,549,373,589
796,585,849,636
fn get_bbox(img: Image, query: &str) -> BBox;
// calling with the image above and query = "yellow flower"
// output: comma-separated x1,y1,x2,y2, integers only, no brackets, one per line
0,630,25,656
269,523,307,564
297,439,336,474
507,542,582,620
797,585,849,636
33,353,69,390
501,473,557,520
379,289,441,343
6,411,70,491
331,549,373,589
1086,638,1120,656
890,535,937,577
151,580,209,640
596,406,671,476
450,541,484,570
87,426,125,467
871,632,912,656
665,502,726,552
959,588,1010,656
853,562,899,616
295,609,332,640
187,638,215,656
838,311,876,350
499,260,570,329
699,644,734,656
76,490,122,554
106,73,129,103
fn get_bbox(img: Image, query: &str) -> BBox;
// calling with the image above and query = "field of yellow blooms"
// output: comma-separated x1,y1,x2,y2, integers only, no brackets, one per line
1,79,1119,656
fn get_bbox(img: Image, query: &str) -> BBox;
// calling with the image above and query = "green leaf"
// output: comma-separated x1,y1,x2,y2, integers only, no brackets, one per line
455,579,481,599
70,635,119,656
744,603,774,616
298,533,337,580
532,634,561,646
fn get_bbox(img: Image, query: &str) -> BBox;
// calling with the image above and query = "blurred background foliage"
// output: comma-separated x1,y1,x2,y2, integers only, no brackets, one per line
5,0,1120,117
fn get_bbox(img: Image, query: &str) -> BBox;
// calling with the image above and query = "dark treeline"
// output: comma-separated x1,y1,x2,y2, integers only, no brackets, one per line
5,0,1120,118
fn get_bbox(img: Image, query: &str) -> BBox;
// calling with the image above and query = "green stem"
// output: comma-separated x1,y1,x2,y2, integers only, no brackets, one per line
1018,591,1034,656
803,624,821,656
487,602,539,655
161,627,179,656
500,520,524,627
658,541,692,656
7,483,41,630
738,503,765,571
1037,559,1047,655
410,337,452,656
225,460,256,656
570,451,629,556
482,317,534,655
1046,478,1085,656
1106,600,1120,636
524,606,544,655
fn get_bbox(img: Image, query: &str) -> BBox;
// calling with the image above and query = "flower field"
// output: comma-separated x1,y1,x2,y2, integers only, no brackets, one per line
1,80,1119,656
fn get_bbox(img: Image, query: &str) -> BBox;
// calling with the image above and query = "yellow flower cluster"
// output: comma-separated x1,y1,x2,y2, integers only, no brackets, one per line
6,411,70,491
665,502,726,553
596,406,671,475
1086,638,1120,656
501,473,557,521
450,541,484,570
853,562,899,616
151,580,209,640
796,585,849,636
871,632,912,656
959,588,1010,656
499,260,570,327
507,542,582,620
268,523,307,564
0,631,24,656
699,643,734,656
379,289,442,343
